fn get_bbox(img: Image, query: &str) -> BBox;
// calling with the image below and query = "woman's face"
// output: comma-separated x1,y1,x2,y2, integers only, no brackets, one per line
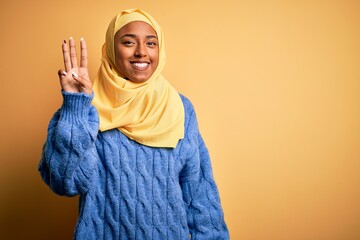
114,21,159,83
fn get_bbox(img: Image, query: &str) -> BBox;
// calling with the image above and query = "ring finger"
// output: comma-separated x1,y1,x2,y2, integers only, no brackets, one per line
62,40,71,72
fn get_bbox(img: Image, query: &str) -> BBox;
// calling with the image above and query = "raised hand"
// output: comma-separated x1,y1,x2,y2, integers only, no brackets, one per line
58,37,92,95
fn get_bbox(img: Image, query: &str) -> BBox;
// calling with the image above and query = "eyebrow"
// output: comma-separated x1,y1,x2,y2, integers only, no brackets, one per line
120,34,158,39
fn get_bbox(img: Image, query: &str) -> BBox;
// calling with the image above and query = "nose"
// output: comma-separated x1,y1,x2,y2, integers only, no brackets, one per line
134,44,147,58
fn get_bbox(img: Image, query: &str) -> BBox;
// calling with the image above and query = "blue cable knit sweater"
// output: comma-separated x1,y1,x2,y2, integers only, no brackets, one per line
38,91,229,240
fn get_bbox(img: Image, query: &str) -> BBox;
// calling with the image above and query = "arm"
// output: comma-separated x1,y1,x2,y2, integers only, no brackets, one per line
180,104,229,239
38,91,99,196
38,38,98,196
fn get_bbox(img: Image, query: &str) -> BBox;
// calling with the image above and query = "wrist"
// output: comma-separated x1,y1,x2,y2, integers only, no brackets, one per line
59,91,94,122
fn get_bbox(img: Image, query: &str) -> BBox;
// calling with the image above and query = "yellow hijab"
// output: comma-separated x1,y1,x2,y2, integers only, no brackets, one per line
92,9,184,148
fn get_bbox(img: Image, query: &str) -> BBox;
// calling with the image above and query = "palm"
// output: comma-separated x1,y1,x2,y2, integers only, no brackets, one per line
61,67,89,93
59,38,92,95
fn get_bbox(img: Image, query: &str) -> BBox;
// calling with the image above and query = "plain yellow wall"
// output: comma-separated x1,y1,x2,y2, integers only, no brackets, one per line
1,0,360,239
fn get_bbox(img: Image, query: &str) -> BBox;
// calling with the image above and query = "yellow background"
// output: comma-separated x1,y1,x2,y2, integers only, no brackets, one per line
1,0,359,239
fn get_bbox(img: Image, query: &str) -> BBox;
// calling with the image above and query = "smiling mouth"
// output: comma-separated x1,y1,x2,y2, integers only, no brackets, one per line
131,62,149,70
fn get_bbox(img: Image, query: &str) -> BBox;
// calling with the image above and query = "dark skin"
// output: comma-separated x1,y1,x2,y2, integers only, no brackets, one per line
58,22,159,93
113,21,159,83
58,37,92,95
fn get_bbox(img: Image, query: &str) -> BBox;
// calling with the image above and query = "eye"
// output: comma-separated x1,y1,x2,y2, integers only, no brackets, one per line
147,41,158,47
122,41,135,46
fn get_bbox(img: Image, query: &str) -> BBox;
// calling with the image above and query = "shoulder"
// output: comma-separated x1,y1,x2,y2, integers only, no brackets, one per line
179,94,195,114
179,93,199,134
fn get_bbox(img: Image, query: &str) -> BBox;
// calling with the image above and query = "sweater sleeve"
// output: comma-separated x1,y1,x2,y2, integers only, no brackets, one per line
179,103,229,239
38,91,100,197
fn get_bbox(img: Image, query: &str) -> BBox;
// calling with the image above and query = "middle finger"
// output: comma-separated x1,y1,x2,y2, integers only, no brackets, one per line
69,37,78,69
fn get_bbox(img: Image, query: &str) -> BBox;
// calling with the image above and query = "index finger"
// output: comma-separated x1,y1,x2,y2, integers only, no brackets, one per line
80,38,88,68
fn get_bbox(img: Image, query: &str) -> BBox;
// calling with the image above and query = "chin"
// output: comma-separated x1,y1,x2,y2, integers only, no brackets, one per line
128,75,151,83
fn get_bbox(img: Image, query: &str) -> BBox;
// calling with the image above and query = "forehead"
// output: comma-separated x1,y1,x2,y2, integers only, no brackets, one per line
115,21,157,37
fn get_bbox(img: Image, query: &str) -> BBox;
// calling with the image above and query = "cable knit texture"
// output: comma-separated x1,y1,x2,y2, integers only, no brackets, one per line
38,91,229,240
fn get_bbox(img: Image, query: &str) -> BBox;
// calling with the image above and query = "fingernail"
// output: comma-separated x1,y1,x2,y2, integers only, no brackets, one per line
80,37,84,41
72,72,78,78
70,37,73,40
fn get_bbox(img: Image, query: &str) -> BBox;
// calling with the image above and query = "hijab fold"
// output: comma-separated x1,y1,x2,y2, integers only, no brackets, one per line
92,9,184,148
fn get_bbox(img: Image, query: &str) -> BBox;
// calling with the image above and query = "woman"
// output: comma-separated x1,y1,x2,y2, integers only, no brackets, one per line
39,9,229,239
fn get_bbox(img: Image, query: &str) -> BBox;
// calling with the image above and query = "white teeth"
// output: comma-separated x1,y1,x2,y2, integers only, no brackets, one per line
132,63,148,68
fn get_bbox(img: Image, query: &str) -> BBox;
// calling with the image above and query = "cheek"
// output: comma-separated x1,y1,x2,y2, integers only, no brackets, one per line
114,46,128,62
150,49,159,66
114,48,129,73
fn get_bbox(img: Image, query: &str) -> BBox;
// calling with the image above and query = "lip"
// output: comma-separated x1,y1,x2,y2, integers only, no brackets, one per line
130,61,150,71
